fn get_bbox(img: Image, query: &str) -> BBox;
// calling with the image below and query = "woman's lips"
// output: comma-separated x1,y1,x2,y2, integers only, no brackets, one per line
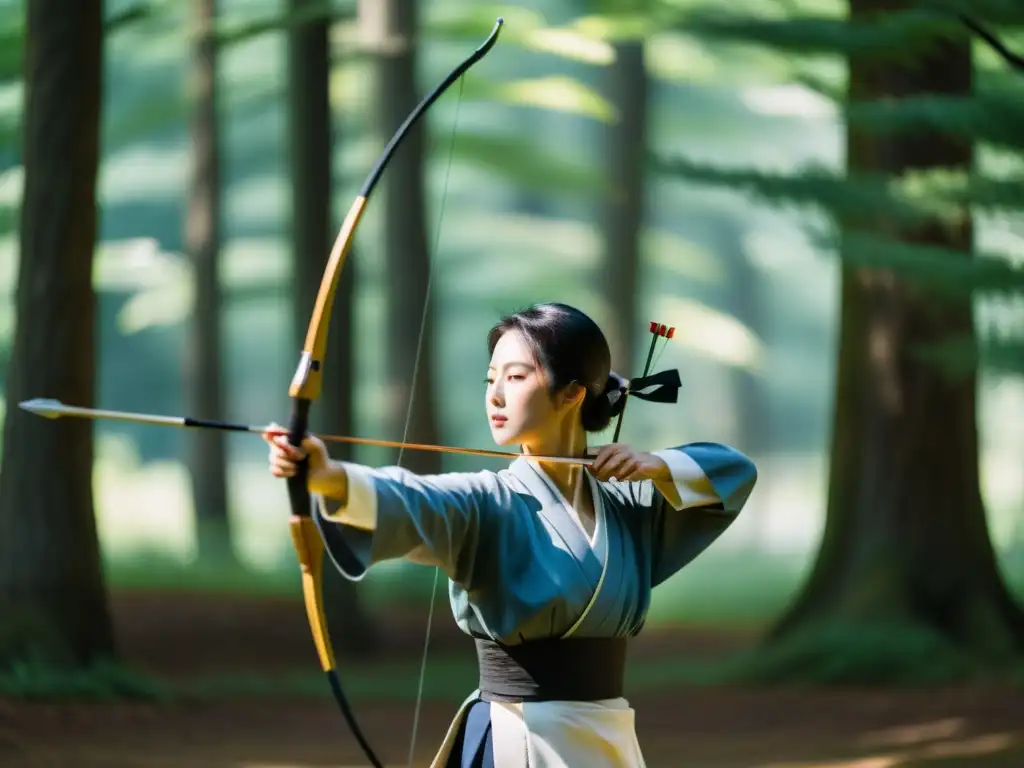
490,415,507,426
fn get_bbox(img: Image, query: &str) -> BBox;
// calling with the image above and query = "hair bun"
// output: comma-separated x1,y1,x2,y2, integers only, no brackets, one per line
580,373,623,433
603,371,627,394
604,372,628,418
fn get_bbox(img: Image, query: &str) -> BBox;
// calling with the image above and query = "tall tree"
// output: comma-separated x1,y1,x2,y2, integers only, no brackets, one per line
769,0,1024,658
287,0,376,652
600,38,647,373
184,0,233,563
656,1,1024,673
360,0,440,475
0,0,113,668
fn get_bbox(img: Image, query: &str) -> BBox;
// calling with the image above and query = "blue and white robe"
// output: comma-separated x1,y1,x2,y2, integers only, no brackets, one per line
313,443,757,768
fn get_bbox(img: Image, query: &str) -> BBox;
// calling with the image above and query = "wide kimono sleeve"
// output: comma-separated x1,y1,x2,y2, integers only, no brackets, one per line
311,462,507,588
643,442,758,587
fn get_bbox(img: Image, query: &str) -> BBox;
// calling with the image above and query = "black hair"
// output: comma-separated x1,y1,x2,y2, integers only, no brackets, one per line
487,302,627,432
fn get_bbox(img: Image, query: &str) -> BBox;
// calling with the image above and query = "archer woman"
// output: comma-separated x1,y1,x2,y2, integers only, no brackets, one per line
264,302,757,768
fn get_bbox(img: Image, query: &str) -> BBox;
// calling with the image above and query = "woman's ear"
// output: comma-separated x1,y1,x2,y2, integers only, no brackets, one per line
558,381,587,411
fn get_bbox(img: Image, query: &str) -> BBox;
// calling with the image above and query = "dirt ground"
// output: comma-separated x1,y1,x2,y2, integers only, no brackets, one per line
2,589,1023,768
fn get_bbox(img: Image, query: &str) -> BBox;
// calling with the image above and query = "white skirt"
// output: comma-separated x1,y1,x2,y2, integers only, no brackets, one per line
430,691,647,768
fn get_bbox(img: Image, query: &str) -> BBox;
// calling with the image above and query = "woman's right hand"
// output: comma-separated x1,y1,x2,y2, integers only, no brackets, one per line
263,425,329,480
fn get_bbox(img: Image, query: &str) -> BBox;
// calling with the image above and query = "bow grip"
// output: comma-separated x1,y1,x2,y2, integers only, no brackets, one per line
286,397,313,518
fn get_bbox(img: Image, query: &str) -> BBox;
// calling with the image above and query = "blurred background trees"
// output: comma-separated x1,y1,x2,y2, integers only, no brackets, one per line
0,0,1023,749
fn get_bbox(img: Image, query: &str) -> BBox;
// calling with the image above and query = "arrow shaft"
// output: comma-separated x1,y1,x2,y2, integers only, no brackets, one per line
23,401,594,466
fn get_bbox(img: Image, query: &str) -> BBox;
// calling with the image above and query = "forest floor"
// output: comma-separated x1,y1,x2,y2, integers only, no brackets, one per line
2,588,1023,768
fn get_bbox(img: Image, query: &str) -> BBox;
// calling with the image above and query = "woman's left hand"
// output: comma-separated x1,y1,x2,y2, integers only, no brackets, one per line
588,443,668,483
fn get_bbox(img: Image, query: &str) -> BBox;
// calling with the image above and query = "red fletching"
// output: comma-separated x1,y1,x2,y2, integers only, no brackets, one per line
657,323,667,337
666,327,675,339
648,321,659,334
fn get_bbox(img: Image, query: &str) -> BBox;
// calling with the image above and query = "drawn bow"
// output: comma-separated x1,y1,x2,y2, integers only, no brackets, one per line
283,18,504,768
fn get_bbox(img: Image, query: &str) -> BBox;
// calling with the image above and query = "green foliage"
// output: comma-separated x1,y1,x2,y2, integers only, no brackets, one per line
915,334,1024,378
0,4,24,86
213,0,354,48
104,547,301,597
0,653,166,700
830,230,1024,297
652,155,939,225
922,0,1024,26
446,130,609,198
845,90,1024,153
711,620,1024,685
681,11,960,59
655,0,1024,379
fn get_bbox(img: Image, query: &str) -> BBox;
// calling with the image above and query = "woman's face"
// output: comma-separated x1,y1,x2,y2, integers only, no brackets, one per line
485,330,581,448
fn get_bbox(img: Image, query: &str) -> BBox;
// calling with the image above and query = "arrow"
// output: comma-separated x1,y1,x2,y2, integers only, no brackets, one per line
19,398,595,466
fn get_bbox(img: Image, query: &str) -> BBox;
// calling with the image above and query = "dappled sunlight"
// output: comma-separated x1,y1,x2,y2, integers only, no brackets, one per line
94,442,301,570
224,175,290,230
94,238,183,291
743,224,836,278
440,212,601,267
760,757,901,768
94,434,195,562
116,275,191,334
646,32,720,84
0,163,22,206
92,239,193,334
220,238,289,287
227,459,308,567
100,144,189,203
643,228,725,283
759,737,1018,768
861,719,965,748
917,733,1015,759
652,295,763,370
220,29,283,90
492,76,617,123
525,27,615,65
740,84,836,120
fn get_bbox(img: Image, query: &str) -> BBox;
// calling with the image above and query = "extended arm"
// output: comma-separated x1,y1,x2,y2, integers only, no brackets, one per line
312,460,505,586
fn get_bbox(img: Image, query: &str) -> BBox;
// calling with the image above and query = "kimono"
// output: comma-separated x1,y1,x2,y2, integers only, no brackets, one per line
312,442,757,768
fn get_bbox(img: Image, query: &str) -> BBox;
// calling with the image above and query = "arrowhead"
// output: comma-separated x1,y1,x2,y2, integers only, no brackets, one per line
19,398,66,419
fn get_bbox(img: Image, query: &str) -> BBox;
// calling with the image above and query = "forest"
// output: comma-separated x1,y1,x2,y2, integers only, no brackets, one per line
1,0,1023,766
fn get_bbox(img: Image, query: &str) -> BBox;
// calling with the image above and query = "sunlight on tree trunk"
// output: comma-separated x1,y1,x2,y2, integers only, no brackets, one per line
360,0,440,475
768,0,1024,671
184,0,234,565
600,40,646,373
0,0,114,669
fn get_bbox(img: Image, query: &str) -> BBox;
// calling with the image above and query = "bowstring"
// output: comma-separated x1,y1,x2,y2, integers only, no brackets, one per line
397,75,466,768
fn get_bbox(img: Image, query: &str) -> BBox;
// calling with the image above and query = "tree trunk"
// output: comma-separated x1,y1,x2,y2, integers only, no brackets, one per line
0,0,114,668
361,0,440,475
288,0,376,654
184,0,233,564
600,41,647,374
769,0,1024,663
721,226,769,456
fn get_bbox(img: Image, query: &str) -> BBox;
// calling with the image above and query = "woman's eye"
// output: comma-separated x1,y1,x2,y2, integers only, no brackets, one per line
507,374,524,382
